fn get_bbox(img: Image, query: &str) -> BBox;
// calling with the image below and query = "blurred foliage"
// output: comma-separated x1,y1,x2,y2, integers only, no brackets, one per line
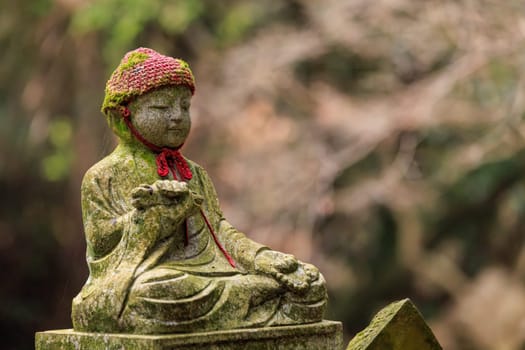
3,0,525,349
295,46,383,94
70,0,285,66
42,119,73,181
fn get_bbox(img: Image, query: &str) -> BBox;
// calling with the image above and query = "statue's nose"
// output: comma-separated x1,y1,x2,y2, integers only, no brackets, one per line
170,111,181,123
169,106,183,123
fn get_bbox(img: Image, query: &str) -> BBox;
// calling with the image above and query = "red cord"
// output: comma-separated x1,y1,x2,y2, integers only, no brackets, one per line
200,209,236,268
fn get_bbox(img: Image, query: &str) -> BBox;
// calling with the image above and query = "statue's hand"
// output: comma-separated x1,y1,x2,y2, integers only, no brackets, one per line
131,180,194,209
131,180,203,222
153,180,190,202
254,250,312,294
131,184,156,209
131,180,203,239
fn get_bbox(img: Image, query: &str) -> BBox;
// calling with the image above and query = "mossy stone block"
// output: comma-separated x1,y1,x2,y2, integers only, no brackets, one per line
36,320,343,350
346,299,442,350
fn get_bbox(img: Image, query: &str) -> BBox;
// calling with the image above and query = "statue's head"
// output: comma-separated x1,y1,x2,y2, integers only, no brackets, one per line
102,48,195,149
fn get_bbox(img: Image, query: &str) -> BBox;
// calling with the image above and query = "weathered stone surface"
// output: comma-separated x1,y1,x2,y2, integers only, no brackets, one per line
36,48,335,348
346,299,442,350
70,48,328,334
35,320,343,350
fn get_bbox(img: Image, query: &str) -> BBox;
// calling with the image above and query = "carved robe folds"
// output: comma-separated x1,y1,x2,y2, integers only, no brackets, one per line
72,145,327,334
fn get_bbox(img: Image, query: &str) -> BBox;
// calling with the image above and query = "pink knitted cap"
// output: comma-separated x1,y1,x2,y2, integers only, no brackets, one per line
102,47,195,112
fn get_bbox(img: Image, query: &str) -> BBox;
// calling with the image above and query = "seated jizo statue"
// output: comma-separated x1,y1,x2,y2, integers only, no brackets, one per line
71,48,327,334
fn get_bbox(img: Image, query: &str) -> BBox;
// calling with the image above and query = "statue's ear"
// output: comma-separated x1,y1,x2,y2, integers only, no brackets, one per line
105,107,131,141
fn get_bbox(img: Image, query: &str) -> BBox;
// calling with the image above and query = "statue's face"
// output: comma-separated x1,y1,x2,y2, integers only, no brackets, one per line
129,85,192,148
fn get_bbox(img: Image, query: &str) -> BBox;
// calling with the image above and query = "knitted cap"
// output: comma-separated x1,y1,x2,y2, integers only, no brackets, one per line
101,47,195,112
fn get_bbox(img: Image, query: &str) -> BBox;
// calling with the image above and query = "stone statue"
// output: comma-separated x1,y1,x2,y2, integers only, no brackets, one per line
71,48,327,334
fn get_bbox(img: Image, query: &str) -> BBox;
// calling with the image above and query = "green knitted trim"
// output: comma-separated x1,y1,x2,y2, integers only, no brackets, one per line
101,91,137,113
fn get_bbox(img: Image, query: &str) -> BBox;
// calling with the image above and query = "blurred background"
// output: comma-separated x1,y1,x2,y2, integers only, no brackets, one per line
2,0,525,349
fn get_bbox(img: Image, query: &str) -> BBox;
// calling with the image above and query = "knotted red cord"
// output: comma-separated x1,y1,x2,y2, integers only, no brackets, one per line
119,106,235,268
155,149,192,180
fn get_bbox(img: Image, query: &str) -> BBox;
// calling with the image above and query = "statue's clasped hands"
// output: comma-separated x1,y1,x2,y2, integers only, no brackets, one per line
254,250,320,295
130,180,203,234
131,180,203,210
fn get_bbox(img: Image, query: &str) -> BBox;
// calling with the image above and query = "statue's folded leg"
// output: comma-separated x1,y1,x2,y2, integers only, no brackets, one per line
120,268,283,333
119,267,327,333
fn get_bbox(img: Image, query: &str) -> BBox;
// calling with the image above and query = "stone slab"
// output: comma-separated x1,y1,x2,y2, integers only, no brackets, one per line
346,299,442,350
36,320,343,350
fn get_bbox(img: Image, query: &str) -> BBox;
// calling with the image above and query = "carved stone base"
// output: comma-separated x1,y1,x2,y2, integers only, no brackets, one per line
35,320,343,350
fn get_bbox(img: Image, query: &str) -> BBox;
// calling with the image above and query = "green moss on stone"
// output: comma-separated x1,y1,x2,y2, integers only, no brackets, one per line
346,299,442,350
102,90,134,113
118,52,149,75
35,321,343,350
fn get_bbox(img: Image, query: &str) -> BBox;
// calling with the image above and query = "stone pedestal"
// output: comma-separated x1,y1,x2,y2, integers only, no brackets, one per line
36,320,343,350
